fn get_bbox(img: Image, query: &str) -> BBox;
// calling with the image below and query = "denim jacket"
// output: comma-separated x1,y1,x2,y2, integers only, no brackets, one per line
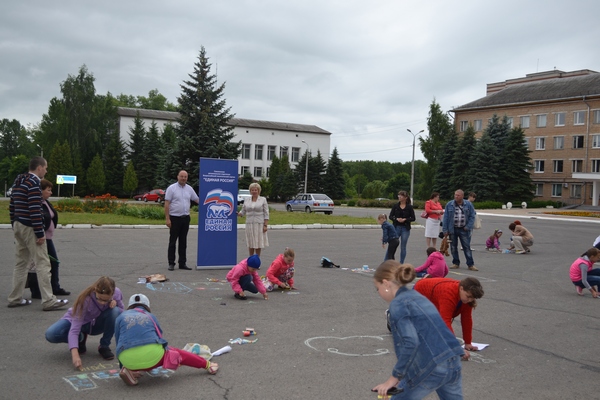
388,286,463,388
114,307,168,358
381,221,398,244
442,200,475,234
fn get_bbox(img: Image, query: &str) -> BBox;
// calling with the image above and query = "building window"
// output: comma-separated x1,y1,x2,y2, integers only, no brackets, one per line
291,147,300,162
507,117,513,128
571,184,582,198
267,145,276,161
254,144,263,160
474,120,482,131
534,160,545,173
592,159,600,173
553,160,563,173
241,144,251,159
553,136,564,150
593,110,600,124
535,137,545,150
459,121,468,132
555,112,565,126
551,184,562,197
253,167,263,178
593,135,600,148
536,114,547,128
266,167,270,178
240,166,249,175
535,183,543,196
279,146,289,160
520,116,530,129
572,159,583,173
574,111,586,125
573,135,584,149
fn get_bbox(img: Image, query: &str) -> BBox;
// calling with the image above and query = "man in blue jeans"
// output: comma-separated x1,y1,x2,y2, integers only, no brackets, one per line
442,189,478,271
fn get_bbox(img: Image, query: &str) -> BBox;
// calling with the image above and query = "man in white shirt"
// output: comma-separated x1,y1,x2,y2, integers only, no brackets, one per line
164,170,199,271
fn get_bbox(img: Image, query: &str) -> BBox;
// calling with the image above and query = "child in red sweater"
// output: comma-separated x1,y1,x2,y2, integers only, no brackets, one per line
414,247,449,278
266,248,295,290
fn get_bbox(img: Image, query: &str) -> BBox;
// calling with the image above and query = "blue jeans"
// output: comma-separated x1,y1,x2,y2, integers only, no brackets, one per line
394,226,411,264
573,268,600,289
450,227,474,267
393,355,463,399
239,274,259,294
45,306,121,348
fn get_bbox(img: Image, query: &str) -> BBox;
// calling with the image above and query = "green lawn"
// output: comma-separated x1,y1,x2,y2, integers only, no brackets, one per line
0,200,376,226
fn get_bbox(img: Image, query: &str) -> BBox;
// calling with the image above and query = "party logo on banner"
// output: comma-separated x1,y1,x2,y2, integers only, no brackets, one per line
203,189,234,231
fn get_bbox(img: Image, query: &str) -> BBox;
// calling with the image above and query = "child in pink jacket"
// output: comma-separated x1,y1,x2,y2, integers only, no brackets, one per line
226,255,268,300
414,247,449,278
266,248,296,290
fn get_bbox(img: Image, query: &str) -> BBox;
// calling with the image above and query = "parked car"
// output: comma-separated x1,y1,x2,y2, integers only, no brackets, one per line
142,189,165,203
133,193,144,201
237,189,251,205
286,193,334,214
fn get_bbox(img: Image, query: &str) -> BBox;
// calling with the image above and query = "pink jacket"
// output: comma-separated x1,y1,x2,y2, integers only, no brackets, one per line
486,236,500,250
414,251,449,278
266,254,294,286
226,259,267,294
569,257,593,283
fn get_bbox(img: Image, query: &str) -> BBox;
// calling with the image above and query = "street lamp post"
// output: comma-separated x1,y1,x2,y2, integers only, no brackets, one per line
301,140,309,194
407,129,424,202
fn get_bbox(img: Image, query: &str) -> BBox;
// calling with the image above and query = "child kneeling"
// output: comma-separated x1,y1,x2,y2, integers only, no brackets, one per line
266,248,296,291
115,294,218,386
226,255,269,300
414,247,449,278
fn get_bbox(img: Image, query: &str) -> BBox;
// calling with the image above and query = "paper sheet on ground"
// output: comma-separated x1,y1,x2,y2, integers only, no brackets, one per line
463,342,489,350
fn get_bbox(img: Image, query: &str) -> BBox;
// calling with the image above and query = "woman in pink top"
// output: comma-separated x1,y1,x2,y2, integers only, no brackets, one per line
414,247,449,278
569,248,600,297
424,192,444,249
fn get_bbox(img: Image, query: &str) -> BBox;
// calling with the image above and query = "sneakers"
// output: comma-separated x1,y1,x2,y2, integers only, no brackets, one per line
450,264,460,269
78,333,88,354
576,286,584,296
468,265,479,271
168,264,175,271
42,299,69,311
515,250,526,254
119,367,139,386
98,346,115,360
234,293,247,300
205,361,219,375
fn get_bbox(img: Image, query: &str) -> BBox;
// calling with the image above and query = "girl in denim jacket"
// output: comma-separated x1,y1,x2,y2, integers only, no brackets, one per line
372,261,464,399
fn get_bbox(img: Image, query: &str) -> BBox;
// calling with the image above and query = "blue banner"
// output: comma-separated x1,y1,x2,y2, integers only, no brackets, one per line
197,158,238,269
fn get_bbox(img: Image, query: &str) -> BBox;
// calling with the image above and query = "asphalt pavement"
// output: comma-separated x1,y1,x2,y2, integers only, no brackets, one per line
1,210,599,399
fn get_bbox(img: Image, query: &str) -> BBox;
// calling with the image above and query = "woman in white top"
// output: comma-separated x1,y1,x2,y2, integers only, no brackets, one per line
238,183,269,256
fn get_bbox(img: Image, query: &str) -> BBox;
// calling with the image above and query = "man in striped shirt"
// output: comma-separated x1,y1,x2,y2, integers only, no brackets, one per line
7,157,68,311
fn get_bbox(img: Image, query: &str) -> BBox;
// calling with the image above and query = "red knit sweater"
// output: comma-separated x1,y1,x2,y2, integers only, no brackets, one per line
414,278,475,345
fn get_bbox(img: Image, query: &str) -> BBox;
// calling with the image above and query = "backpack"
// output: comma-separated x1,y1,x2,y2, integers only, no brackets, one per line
321,257,340,268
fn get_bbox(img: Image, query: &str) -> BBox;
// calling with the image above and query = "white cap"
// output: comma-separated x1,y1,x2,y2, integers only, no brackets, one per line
128,293,150,308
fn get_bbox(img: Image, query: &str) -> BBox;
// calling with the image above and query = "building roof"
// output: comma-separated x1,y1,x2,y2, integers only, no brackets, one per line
117,107,331,135
453,70,600,111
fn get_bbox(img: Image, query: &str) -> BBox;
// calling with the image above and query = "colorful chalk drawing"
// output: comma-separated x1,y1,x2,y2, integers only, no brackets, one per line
468,351,496,364
145,282,193,294
304,335,392,356
63,364,174,391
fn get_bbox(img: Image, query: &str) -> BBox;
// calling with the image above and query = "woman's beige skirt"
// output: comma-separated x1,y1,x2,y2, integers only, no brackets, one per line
245,222,269,249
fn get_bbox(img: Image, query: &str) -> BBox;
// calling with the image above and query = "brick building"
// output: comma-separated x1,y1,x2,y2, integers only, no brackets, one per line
452,69,600,206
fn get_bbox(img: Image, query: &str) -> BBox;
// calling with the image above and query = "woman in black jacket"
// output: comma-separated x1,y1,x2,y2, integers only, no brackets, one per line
388,190,415,263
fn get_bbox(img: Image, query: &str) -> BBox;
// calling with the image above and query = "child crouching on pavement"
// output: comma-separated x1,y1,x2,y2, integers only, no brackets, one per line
486,229,503,252
414,247,449,278
115,294,218,386
226,254,269,300
266,248,296,291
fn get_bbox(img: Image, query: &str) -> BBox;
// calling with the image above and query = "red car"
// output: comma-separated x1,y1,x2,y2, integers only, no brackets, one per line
142,189,165,203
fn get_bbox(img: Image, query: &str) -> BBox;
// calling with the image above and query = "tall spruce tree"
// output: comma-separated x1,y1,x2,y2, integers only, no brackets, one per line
123,161,138,197
324,147,345,200
86,154,106,195
156,123,177,188
501,127,534,203
47,140,73,186
139,121,162,189
450,125,477,192
128,114,147,189
470,132,500,201
175,46,240,189
103,129,126,196
433,130,458,199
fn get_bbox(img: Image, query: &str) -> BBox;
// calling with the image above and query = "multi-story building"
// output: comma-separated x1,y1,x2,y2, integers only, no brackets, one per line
117,107,331,180
452,69,600,206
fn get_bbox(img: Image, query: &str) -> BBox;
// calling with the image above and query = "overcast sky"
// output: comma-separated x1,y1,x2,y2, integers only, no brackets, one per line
1,0,599,163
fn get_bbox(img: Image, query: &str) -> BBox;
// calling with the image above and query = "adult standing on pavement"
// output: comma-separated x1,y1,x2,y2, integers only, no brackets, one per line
237,182,269,256
442,189,478,271
164,170,199,271
389,190,415,263
7,156,69,311
424,192,444,249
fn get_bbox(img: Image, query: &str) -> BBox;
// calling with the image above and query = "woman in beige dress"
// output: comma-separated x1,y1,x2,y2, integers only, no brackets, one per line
238,183,269,256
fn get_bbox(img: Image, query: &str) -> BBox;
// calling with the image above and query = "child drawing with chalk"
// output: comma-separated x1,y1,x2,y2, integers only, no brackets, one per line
266,247,296,290
570,247,600,298
378,214,400,261
485,229,503,252
414,247,449,278
45,276,124,370
226,254,269,300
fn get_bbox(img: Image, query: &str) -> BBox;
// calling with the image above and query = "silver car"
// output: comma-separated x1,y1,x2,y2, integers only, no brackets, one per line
286,193,334,214
237,189,251,205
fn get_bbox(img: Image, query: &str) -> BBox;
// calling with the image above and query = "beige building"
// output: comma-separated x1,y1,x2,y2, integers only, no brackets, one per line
452,69,600,206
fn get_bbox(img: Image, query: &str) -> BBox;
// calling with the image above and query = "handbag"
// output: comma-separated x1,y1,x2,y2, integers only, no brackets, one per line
420,210,428,219
135,309,182,370
474,215,482,229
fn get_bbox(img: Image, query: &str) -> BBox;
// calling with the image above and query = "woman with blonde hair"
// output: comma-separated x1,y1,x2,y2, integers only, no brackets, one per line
238,183,269,256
